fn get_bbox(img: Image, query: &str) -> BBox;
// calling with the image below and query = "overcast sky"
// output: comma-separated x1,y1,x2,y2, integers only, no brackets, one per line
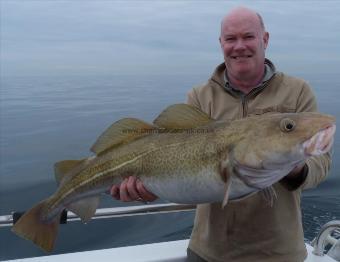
1,1,339,77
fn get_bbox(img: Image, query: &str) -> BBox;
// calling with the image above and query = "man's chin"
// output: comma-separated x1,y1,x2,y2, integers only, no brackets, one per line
230,67,254,78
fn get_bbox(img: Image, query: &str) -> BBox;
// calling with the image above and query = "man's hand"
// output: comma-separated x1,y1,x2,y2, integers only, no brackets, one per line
110,176,158,202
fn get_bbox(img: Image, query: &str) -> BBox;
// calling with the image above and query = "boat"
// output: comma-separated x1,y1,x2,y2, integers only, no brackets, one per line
1,203,339,261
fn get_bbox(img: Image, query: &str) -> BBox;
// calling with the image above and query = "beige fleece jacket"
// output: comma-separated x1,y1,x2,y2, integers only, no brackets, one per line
186,61,332,262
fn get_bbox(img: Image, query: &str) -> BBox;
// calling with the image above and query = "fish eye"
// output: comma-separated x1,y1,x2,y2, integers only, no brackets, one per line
280,118,296,132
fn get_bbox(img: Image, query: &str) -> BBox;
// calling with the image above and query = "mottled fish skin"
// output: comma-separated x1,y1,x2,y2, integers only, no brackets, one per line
44,124,240,220
44,111,335,219
11,104,336,252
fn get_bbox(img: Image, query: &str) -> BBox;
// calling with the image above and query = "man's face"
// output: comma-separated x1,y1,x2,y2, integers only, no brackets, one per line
219,15,269,81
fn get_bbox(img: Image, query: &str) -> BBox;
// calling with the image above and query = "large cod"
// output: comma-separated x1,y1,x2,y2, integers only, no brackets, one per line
12,104,336,252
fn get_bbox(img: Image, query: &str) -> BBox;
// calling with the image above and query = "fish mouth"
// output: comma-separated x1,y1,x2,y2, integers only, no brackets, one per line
303,124,336,156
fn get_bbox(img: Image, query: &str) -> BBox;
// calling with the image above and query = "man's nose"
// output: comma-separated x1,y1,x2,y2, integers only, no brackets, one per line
234,39,246,50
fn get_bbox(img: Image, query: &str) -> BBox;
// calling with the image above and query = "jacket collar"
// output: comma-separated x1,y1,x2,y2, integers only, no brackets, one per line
210,58,276,95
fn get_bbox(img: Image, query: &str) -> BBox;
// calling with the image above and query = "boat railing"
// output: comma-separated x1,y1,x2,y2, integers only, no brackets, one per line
0,203,196,227
311,220,340,260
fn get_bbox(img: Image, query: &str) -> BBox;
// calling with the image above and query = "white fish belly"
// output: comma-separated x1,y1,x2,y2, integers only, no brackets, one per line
141,168,226,204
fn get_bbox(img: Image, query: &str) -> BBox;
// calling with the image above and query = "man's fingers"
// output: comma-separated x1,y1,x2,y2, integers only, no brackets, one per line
126,176,141,200
110,177,157,202
120,178,133,202
110,185,120,200
136,179,158,201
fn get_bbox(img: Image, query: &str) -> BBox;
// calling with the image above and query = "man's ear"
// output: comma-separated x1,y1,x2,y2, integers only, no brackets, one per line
263,32,269,49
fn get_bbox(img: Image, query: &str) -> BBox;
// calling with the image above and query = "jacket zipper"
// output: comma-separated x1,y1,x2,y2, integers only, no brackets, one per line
241,78,274,118
241,95,247,118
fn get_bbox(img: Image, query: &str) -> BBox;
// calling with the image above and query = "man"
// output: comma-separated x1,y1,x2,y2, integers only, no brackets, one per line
111,7,333,262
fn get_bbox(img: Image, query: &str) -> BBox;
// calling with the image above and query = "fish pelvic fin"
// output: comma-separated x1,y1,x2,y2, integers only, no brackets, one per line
11,201,60,252
153,104,214,129
91,118,156,155
54,159,87,185
67,196,100,223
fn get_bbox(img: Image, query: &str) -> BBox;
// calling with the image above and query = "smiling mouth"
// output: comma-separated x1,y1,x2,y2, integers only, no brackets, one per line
231,55,252,59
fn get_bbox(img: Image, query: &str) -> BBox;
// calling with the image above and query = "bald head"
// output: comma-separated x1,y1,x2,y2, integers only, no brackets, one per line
219,6,269,92
221,7,265,34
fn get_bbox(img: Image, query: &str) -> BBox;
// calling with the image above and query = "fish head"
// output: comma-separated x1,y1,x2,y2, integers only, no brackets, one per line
230,112,336,189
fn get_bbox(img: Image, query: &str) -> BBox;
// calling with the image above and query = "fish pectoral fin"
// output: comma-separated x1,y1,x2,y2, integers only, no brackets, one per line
153,104,215,129
12,200,60,252
222,179,232,208
91,118,156,155
54,159,87,185
67,196,100,223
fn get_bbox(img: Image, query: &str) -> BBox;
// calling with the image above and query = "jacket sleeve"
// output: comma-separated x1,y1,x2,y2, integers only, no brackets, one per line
282,82,333,190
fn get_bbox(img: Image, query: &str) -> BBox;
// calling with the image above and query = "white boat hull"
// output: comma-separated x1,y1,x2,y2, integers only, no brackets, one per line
3,240,337,262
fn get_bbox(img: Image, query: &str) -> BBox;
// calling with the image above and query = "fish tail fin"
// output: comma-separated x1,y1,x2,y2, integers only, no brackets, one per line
11,201,60,252
261,186,277,207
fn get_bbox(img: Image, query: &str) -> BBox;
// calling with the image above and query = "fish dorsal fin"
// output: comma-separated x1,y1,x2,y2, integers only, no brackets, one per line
91,118,155,155
54,159,86,186
153,104,214,129
67,196,100,223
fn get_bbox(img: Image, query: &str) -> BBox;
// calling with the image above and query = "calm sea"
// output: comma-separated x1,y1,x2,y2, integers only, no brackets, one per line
0,73,339,260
